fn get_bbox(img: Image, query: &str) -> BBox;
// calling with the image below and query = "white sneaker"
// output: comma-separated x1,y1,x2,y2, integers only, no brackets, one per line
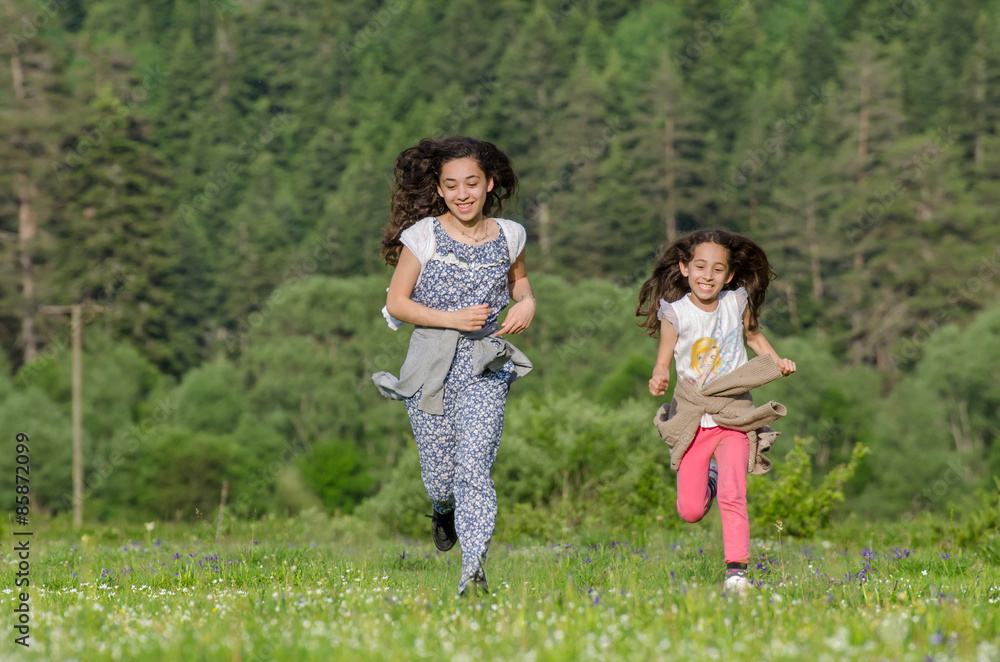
723,569,752,596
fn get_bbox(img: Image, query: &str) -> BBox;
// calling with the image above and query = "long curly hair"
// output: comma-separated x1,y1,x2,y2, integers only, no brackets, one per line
380,137,518,266
636,229,775,336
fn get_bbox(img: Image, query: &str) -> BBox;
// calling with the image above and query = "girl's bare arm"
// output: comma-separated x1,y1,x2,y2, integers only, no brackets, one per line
650,317,677,396
498,249,535,335
386,247,490,331
743,308,796,375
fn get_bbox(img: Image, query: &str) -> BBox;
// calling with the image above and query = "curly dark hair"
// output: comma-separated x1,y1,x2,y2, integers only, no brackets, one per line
636,229,776,336
380,137,518,266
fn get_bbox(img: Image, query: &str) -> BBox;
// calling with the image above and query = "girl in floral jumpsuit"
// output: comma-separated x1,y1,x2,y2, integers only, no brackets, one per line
374,137,535,596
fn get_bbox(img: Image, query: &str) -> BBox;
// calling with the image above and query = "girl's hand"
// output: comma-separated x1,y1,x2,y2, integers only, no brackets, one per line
496,297,535,336
649,368,670,396
450,304,491,332
776,357,796,375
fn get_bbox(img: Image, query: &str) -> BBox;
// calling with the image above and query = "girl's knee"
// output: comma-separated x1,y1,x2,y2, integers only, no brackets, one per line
456,471,493,493
422,473,454,503
425,486,453,504
676,500,707,523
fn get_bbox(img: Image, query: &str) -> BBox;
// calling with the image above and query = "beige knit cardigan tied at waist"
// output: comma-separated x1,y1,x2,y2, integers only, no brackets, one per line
653,355,788,475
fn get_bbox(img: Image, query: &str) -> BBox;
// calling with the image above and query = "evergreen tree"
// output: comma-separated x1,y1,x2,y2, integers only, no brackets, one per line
47,91,187,372
960,9,1000,174
480,0,572,180
790,2,839,97
153,28,211,182
5,0,1000,383
0,3,76,368
543,47,618,275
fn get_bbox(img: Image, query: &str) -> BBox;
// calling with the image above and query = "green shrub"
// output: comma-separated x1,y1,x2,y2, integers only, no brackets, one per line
749,436,869,538
273,464,326,514
616,453,680,531
297,439,376,515
952,477,1000,555
172,360,247,436
595,353,659,406
352,447,428,538
0,387,73,514
101,426,270,521
501,502,575,541
359,394,681,541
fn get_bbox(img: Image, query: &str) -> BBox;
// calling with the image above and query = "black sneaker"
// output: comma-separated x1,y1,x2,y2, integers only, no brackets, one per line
427,510,457,552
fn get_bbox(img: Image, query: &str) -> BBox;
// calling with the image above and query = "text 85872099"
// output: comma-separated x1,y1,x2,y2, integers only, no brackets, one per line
13,431,32,648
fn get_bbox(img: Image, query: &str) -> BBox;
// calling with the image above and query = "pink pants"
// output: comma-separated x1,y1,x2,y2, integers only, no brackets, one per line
676,426,749,564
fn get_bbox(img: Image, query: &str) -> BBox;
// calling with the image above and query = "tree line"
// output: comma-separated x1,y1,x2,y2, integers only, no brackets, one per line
1,0,999,525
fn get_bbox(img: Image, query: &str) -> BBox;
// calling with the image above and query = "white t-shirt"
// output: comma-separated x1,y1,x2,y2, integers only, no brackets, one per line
658,287,749,427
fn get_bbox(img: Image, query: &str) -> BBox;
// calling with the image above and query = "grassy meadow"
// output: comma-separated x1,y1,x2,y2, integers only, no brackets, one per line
1,513,997,661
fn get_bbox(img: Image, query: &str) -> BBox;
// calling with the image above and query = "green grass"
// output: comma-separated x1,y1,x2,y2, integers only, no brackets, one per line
2,513,998,661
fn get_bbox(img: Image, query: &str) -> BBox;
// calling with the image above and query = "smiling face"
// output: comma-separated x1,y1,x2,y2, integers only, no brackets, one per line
436,157,494,224
679,242,734,310
696,347,719,371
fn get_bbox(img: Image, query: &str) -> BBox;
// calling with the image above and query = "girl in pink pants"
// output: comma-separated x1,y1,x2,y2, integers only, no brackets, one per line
675,425,750,562
637,229,796,594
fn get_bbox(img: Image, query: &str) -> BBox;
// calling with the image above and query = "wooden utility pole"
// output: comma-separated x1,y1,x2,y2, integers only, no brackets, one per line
38,304,106,528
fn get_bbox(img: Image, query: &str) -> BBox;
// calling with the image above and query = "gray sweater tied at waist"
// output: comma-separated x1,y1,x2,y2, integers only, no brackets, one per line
372,323,532,415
